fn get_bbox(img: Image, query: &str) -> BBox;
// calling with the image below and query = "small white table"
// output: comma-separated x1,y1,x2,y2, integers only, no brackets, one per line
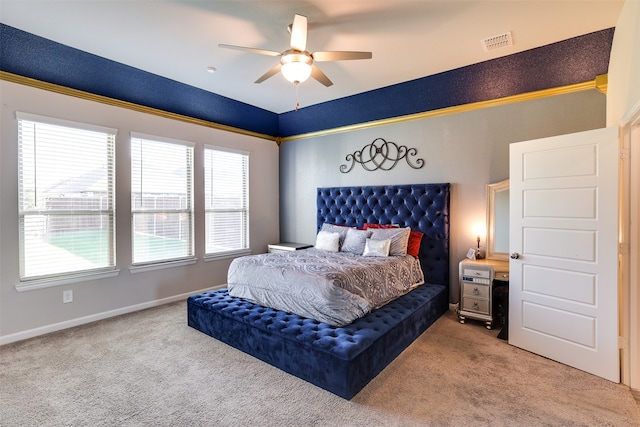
267,242,313,253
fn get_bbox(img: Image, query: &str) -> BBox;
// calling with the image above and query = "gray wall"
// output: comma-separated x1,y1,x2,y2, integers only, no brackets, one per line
0,81,608,342
279,90,607,303
0,81,280,342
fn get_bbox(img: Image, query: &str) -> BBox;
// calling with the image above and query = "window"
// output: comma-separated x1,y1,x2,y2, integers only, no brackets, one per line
204,146,249,256
131,133,194,265
17,113,116,281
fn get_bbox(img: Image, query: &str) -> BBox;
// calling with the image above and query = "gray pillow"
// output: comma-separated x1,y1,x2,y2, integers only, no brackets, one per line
321,223,352,248
369,227,411,256
340,228,372,255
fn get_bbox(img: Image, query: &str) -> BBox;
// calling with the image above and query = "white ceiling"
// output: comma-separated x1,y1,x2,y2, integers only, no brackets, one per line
0,0,624,114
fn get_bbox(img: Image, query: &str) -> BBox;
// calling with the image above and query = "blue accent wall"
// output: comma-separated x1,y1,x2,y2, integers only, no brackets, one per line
0,24,279,136
279,28,614,137
1,24,613,138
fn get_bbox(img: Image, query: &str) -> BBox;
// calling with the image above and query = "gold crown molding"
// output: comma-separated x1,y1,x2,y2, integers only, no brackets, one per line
279,75,608,143
0,71,279,143
595,74,608,94
2,71,607,145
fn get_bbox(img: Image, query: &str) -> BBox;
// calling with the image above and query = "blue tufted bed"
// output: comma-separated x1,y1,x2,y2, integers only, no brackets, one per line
187,183,450,399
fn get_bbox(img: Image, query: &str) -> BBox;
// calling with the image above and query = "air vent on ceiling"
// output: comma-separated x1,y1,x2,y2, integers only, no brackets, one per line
482,31,513,52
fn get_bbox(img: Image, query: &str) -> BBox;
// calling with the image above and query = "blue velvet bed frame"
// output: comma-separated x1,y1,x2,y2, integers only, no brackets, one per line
187,183,450,399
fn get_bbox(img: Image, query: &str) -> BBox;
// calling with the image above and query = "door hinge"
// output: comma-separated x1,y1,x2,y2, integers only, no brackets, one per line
619,148,630,160
619,243,630,255
619,336,627,349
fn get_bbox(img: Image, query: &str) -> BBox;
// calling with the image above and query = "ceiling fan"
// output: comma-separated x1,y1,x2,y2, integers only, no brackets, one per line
219,14,372,87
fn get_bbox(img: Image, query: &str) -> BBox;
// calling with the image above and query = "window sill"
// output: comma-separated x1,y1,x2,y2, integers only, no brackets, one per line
15,269,121,292
203,249,251,262
129,257,197,274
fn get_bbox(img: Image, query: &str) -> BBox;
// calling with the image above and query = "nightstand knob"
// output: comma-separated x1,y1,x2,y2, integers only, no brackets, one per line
473,287,479,295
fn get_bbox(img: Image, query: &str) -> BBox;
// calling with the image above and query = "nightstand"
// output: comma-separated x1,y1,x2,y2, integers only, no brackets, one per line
457,258,509,329
267,242,313,253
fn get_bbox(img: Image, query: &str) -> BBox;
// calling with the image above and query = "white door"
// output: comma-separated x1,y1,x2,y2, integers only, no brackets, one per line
509,127,619,382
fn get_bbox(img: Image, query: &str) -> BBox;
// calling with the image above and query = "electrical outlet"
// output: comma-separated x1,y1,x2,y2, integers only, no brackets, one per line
63,290,73,303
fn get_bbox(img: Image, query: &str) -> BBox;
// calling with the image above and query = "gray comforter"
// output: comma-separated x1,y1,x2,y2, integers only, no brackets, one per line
227,248,425,326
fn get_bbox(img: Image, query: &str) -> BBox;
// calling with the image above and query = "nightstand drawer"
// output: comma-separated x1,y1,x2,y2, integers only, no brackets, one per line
462,282,490,299
495,271,510,281
461,267,491,279
461,297,490,315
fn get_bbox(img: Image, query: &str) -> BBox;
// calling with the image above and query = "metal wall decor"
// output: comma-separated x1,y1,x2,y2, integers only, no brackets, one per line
340,137,424,173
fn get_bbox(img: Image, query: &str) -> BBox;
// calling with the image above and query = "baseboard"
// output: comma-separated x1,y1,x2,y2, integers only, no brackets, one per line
0,284,225,346
449,302,459,312
632,388,640,405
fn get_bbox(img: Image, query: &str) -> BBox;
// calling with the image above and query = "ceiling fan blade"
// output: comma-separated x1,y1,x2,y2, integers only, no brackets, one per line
255,63,282,84
218,44,282,57
289,14,307,51
310,64,333,87
312,51,372,61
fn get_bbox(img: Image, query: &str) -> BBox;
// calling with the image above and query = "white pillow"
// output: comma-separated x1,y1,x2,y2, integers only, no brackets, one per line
362,238,391,257
369,227,411,256
315,231,340,252
340,228,372,255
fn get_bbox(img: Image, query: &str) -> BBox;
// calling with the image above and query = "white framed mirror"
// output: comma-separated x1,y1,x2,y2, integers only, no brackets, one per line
486,179,509,261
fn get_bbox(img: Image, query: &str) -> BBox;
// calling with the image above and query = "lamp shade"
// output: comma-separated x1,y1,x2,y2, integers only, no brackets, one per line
281,61,312,83
280,51,313,84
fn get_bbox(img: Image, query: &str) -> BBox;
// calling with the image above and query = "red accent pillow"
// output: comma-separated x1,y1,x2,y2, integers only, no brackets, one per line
363,223,398,229
407,230,424,258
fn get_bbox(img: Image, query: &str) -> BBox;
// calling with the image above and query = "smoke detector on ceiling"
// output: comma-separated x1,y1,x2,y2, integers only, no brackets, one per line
482,31,513,52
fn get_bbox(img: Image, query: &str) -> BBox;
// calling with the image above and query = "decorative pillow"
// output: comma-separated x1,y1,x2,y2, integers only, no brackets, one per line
314,231,340,252
369,227,411,256
362,238,391,257
340,228,372,255
407,230,424,258
321,223,352,248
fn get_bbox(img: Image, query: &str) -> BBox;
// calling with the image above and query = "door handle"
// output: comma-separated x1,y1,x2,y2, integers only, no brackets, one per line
510,252,520,259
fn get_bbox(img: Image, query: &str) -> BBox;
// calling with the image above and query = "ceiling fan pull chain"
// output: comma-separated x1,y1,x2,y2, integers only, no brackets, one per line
295,82,300,111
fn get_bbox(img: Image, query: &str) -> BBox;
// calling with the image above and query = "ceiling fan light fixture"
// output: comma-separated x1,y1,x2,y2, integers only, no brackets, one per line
281,51,313,84
281,62,312,84
219,13,370,88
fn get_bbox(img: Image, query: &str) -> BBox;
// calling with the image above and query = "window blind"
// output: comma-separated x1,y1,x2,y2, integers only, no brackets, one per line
17,112,116,281
204,146,249,255
131,134,194,264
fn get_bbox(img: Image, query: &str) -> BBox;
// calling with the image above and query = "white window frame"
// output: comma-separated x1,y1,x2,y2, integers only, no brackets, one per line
130,132,195,270
203,144,251,260
15,112,118,290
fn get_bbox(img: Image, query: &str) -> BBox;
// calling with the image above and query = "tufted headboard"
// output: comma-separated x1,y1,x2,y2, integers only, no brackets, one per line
317,183,450,288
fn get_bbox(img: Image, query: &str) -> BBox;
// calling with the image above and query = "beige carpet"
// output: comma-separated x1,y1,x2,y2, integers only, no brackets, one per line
1,301,638,427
